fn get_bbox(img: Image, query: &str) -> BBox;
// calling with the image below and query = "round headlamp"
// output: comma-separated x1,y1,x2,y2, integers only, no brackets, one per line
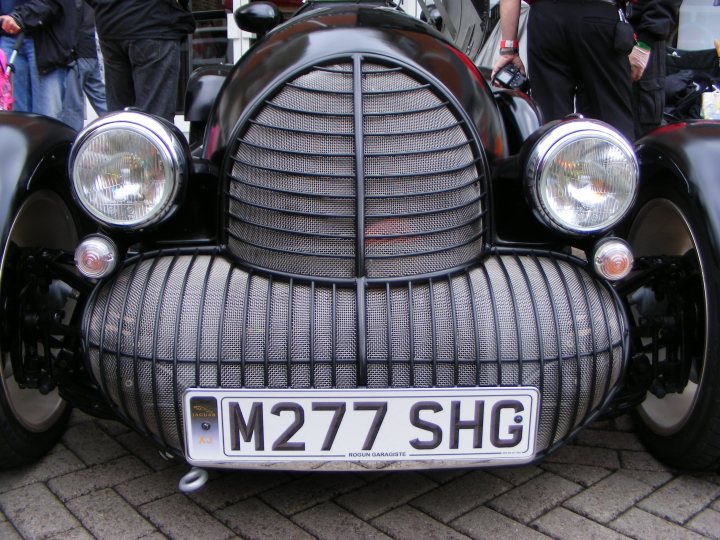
525,119,638,235
69,111,189,229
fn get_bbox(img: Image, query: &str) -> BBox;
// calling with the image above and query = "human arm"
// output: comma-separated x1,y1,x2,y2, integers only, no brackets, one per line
491,0,526,82
628,0,683,81
7,0,61,31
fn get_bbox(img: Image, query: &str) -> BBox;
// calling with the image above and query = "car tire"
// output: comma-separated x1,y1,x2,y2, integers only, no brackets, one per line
624,184,720,470
0,190,80,468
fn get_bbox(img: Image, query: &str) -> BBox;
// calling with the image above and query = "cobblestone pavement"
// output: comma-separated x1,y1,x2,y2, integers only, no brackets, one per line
1,411,720,540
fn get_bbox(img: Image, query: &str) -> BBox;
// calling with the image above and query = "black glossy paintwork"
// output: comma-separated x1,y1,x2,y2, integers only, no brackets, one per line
203,4,508,164
635,121,720,261
0,112,76,249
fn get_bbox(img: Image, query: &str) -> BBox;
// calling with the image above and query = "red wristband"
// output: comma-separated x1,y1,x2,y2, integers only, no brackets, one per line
500,39,518,49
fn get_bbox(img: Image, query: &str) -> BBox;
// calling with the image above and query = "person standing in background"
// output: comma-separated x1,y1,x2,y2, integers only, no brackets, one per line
0,0,41,113
60,0,106,130
86,0,195,122
0,0,79,121
628,0,682,138
492,0,637,141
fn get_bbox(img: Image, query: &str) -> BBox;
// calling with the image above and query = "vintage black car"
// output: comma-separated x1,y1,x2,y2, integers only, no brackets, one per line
1,0,719,490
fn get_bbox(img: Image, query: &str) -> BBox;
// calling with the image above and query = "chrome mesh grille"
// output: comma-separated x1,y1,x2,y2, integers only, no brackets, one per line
226,60,486,279
84,251,626,454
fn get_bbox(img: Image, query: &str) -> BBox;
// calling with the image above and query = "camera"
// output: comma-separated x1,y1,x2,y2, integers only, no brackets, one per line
493,64,529,92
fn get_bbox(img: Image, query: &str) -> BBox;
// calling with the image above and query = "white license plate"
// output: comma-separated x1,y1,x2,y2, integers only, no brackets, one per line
183,387,539,465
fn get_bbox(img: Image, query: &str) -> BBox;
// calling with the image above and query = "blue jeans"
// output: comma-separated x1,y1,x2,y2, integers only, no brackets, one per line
35,66,69,120
61,57,107,130
0,35,40,113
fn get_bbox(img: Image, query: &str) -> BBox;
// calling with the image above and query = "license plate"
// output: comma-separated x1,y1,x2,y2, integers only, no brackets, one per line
183,387,539,465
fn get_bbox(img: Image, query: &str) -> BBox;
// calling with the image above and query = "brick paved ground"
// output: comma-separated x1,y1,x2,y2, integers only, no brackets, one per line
1,412,720,539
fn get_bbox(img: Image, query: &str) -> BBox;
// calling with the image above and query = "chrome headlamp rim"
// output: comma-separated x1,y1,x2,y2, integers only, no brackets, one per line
524,119,639,235
69,110,189,229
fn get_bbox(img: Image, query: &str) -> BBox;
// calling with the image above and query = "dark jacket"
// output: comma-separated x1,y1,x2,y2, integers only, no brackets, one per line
628,0,682,46
86,0,196,41
8,0,80,73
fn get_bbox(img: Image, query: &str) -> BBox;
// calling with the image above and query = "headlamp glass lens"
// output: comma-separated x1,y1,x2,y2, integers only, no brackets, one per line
72,127,174,226
539,137,637,232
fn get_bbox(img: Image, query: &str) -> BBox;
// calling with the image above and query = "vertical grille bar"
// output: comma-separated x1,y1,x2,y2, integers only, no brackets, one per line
497,256,524,385
572,265,599,426
132,254,160,437
195,257,214,387
151,251,181,449
353,55,366,277
513,253,545,402
530,252,563,446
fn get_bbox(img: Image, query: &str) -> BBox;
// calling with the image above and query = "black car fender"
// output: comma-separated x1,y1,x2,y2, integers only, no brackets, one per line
0,113,78,256
633,121,720,261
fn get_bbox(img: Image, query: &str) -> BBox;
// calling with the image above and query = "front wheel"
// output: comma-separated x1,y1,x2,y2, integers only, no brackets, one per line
0,190,80,467
625,191,720,470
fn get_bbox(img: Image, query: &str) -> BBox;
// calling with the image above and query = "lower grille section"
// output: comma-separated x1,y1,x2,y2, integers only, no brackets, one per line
83,250,627,457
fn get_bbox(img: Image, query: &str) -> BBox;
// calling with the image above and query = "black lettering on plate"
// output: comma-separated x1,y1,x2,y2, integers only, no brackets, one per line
409,401,443,450
229,402,264,451
271,402,306,451
450,400,484,449
490,400,524,448
312,402,346,451
353,402,388,451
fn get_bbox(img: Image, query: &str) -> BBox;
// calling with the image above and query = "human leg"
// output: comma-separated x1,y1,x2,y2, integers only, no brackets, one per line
80,57,107,117
526,1,577,123
127,38,181,121
100,39,135,113
36,66,69,121
60,62,85,130
572,3,634,139
631,40,666,138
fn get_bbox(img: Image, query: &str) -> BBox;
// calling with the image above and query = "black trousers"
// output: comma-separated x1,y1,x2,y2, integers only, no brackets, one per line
100,38,182,122
631,39,666,138
527,0,634,140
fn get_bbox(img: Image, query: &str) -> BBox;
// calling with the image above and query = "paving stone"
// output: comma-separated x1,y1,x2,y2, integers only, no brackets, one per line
686,508,720,538
141,494,234,540
540,462,613,488
61,422,128,466
420,469,469,485
116,465,187,507
216,496,314,540
637,476,720,524
714,497,720,512
489,465,543,486
373,505,470,540
544,444,620,469
260,472,365,515
293,501,391,540
532,507,630,540
0,522,21,540
610,508,706,540
116,431,177,471
574,429,645,451
0,449,85,494
451,506,550,540
704,473,720,486
49,455,152,501
411,471,512,523
66,489,155,539
95,418,133,437
137,533,169,540
45,528,96,540
488,472,582,523
67,410,96,426
564,471,654,523
618,469,673,488
336,471,438,520
189,470,291,512
619,450,673,472
0,483,79,540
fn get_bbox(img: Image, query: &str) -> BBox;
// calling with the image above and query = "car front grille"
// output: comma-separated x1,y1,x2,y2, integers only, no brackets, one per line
83,250,627,457
225,59,487,279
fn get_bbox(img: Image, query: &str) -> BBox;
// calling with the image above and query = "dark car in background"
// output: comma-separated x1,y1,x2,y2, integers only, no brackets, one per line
1,0,719,490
